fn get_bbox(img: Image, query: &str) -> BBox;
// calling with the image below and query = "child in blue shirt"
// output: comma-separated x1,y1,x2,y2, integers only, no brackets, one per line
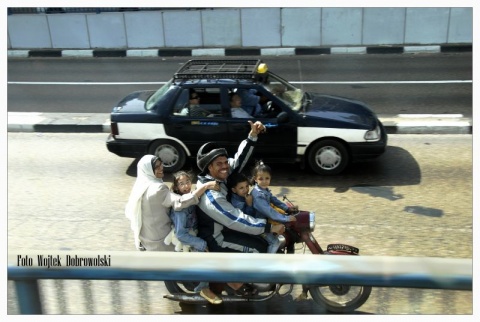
250,161,297,253
227,172,255,216
228,171,295,253
167,170,222,304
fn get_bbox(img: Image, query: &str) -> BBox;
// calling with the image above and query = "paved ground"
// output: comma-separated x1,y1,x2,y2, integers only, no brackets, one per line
7,133,473,314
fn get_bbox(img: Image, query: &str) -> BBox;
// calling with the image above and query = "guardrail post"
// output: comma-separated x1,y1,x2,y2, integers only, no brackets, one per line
14,280,43,314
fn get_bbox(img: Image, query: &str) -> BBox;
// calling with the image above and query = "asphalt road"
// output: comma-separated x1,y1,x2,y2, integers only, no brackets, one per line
6,52,474,315
7,133,473,314
7,53,472,116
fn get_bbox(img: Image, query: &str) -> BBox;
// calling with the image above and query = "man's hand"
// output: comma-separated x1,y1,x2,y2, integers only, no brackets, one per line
248,120,266,137
194,180,220,198
287,206,299,214
204,180,220,191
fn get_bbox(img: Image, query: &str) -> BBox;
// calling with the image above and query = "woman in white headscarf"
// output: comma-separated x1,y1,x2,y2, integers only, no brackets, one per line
125,154,218,251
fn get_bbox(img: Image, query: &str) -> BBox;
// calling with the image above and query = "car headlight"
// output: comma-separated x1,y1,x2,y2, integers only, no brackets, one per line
364,125,381,141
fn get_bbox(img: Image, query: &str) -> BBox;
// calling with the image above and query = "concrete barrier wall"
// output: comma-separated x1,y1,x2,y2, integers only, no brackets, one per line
7,7,472,50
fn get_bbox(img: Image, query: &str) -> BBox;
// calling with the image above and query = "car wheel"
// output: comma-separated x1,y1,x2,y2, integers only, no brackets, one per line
148,140,186,173
307,140,349,175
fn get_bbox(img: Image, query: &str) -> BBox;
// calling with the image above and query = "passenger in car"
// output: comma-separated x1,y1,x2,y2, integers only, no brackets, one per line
236,88,268,117
180,90,211,117
229,93,253,118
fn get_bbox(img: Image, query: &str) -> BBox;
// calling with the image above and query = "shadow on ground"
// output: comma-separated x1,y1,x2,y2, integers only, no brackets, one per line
174,295,373,315
126,145,421,190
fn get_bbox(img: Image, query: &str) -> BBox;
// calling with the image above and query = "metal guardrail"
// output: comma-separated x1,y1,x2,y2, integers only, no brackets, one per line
8,251,472,314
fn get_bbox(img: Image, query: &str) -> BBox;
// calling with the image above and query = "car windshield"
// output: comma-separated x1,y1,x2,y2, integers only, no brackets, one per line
145,80,173,110
261,72,304,111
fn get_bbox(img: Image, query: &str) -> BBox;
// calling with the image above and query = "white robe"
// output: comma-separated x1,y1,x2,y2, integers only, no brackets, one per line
125,155,198,251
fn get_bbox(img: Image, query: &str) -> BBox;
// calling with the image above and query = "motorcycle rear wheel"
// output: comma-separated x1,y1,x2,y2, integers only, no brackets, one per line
309,284,372,313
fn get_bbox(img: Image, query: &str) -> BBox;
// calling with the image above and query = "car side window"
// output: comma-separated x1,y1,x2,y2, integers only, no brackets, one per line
172,87,222,118
172,89,190,116
196,88,222,117
228,87,281,119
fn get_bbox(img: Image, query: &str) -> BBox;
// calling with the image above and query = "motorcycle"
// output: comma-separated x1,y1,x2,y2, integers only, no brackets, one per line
163,196,372,313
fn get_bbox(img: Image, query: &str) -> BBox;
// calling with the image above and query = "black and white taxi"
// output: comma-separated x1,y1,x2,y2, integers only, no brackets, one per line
106,59,387,175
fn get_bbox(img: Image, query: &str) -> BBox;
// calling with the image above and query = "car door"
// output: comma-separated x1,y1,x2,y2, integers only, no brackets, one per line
164,87,229,157
223,86,297,163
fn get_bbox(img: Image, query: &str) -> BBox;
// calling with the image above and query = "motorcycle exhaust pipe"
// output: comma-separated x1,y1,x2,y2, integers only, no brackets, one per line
163,293,208,304
163,293,253,303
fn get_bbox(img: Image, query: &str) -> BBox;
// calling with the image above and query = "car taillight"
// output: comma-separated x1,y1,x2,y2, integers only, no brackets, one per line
364,125,380,141
111,122,119,136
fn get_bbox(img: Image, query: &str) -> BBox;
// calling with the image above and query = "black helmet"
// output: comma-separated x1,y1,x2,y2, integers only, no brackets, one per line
197,142,228,174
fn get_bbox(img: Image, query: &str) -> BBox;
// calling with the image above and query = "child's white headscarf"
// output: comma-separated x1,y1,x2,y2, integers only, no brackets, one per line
125,154,163,249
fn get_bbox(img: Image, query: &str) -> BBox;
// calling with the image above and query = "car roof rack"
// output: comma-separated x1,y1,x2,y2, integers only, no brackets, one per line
174,59,264,80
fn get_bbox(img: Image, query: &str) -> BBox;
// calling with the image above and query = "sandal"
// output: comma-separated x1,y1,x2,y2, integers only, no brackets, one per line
200,288,223,305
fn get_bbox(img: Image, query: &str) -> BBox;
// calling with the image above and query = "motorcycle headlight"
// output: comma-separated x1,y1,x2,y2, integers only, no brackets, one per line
309,212,316,232
364,125,381,141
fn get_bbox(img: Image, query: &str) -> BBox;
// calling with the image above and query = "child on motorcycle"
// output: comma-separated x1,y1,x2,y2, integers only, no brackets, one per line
249,161,298,253
166,170,223,304
227,171,295,253
227,172,255,216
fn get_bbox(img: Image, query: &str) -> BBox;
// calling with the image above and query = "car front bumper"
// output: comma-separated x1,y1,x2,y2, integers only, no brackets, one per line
350,123,388,161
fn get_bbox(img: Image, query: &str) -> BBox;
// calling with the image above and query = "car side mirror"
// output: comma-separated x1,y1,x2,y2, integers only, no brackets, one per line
277,111,289,123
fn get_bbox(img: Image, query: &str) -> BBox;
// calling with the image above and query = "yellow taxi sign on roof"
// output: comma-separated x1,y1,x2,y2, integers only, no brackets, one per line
257,63,268,74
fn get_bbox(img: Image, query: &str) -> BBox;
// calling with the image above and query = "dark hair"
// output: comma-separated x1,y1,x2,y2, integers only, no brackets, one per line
251,160,272,179
189,89,199,99
170,170,194,194
226,172,250,202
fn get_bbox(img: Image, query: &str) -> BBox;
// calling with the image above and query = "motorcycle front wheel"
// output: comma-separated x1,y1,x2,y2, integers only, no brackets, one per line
308,284,372,313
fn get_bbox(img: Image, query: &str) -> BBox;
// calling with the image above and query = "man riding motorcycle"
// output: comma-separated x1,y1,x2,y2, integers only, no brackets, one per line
164,120,372,310
195,120,285,253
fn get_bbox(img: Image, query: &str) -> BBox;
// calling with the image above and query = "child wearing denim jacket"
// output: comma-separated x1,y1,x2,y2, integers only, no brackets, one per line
228,171,295,253
166,171,222,304
250,161,297,253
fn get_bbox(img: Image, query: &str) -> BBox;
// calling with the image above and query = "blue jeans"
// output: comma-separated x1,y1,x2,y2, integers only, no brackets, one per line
263,233,280,253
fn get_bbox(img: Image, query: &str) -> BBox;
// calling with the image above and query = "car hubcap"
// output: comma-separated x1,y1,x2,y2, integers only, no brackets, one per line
156,145,178,167
316,146,341,170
